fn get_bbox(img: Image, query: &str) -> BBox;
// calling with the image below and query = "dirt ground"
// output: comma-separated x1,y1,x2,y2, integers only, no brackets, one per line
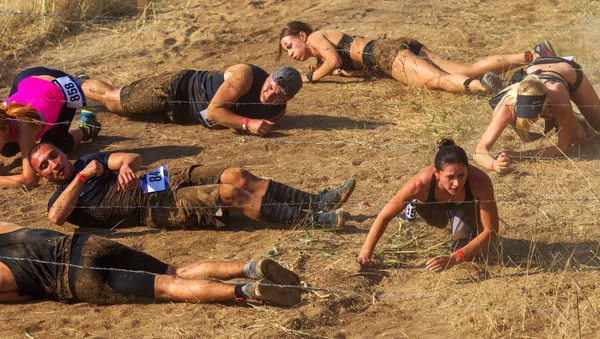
2,0,600,337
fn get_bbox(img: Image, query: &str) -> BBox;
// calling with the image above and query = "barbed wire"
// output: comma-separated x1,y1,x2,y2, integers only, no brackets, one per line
0,8,597,33
0,253,598,316
0,9,596,68
3,98,599,109
1,4,599,326
0,113,597,156
3,196,600,211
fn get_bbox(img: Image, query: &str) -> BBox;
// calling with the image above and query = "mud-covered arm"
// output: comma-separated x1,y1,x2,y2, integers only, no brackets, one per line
107,152,142,191
206,64,274,136
304,31,343,82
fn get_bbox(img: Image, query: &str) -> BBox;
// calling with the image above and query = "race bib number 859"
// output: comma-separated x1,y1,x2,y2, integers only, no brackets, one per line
140,165,170,194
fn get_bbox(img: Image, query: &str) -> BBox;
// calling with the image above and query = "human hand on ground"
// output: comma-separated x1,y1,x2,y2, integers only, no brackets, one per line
425,255,459,272
356,253,374,267
247,119,274,136
118,165,138,191
492,152,512,172
80,160,104,179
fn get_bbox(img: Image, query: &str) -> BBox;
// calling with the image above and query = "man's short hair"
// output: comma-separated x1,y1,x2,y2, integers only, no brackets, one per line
27,142,57,167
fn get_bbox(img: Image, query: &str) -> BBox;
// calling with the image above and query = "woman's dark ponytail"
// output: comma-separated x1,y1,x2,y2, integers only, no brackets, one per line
434,138,469,170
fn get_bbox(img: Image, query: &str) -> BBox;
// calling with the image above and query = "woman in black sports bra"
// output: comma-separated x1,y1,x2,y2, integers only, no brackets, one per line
474,57,600,173
357,139,499,272
278,21,553,95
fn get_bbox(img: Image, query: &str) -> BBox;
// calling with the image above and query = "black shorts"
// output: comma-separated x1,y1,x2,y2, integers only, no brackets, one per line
68,234,168,305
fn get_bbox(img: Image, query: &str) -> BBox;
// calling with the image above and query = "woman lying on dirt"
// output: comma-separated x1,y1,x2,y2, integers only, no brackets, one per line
0,67,101,187
0,221,302,306
474,57,600,173
278,21,556,95
357,139,499,272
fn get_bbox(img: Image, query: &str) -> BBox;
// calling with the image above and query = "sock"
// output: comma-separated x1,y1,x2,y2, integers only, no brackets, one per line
243,262,264,280
241,283,256,299
264,180,317,209
258,196,308,225
234,284,246,299
463,78,474,94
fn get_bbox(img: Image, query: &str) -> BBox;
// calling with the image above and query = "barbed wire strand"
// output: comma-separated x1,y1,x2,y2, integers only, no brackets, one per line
3,196,600,211
4,98,599,109
0,254,598,316
1,8,598,33
0,9,595,69
0,117,596,157
0,4,599,328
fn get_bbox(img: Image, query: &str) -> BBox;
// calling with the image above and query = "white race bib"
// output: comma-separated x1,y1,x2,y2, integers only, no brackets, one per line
140,165,170,194
52,76,86,108
197,109,216,127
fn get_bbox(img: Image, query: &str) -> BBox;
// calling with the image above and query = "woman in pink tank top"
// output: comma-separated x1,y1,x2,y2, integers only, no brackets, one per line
0,67,101,187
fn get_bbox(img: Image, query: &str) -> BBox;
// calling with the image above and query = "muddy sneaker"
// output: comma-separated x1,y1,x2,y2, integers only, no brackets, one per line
315,179,356,212
79,110,101,141
244,259,300,286
309,209,344,229
481,72,504,95
252,279,301,306
534,40,556,58
73,71,90,85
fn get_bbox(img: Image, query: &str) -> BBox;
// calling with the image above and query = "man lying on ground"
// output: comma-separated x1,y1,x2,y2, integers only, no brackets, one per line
0,221,302,306
79,65,302,136
28,142,355,229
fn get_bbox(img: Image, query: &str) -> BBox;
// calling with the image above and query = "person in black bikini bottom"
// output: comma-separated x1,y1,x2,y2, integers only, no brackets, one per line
0,222,302,306
475,56,600,173
357,139,499,271
279,21,557,94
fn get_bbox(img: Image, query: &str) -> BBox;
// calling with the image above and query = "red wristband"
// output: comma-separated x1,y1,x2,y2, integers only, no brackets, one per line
241,117,250,131
454,249,465,262
75,172,87,183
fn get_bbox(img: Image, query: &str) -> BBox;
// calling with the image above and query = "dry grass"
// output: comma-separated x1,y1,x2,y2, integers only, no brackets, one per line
0,0,140,79
2,0,600,337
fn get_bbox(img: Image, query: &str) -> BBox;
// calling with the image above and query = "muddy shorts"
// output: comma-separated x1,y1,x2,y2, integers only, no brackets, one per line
119,70,188,117
363,38,424,76
145,165,229,229
68,234,168,305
